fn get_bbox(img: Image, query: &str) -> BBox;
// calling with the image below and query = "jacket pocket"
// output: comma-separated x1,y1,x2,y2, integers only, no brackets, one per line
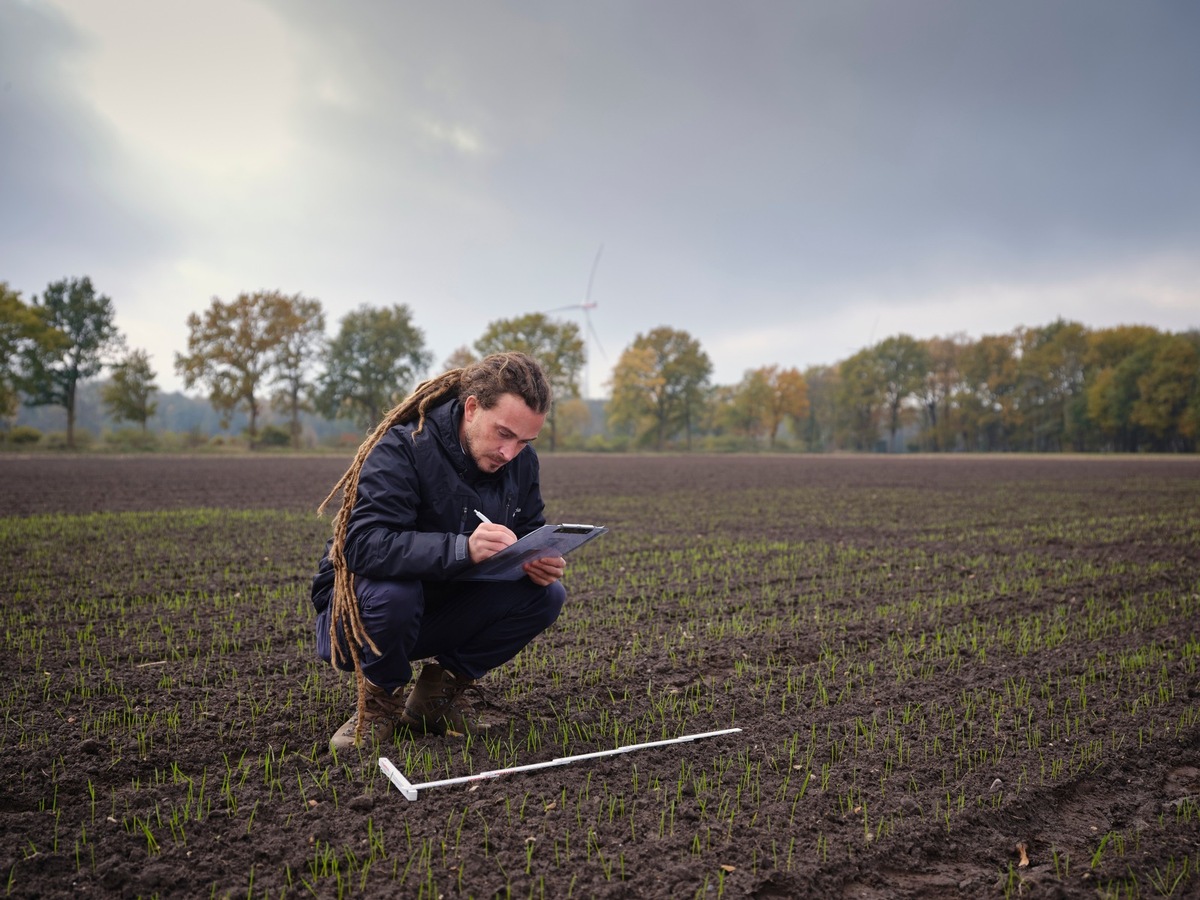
455,492,480,533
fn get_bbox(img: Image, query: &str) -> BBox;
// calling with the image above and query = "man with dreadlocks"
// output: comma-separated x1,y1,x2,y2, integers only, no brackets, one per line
311,351,566,752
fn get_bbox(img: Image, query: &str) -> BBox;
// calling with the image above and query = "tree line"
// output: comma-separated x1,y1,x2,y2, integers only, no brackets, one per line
806,323,1200,453
3,277,1197,452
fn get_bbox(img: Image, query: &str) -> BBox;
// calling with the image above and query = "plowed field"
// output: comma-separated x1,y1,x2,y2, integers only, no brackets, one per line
2,453,1198,898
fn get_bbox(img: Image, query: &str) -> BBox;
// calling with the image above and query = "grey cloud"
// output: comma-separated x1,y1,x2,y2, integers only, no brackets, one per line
5,0,1197,391
274,2,1200,282
0,2,177,287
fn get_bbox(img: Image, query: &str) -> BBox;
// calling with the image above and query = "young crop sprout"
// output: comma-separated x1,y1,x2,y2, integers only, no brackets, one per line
379,728,742,801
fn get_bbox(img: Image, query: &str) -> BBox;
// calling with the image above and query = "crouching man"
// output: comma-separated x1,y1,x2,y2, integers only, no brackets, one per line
311,352,567,752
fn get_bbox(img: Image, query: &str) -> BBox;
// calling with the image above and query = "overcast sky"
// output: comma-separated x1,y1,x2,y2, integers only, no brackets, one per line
3,1,1198,397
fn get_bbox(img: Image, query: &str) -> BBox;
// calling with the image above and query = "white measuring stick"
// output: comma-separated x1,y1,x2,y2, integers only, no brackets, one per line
379,727,742,801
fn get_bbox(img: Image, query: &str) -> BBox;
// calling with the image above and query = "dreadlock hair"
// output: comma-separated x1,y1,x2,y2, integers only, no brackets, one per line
316,351,552,735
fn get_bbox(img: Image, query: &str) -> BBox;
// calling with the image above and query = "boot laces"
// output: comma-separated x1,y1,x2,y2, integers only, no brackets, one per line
434,681,498,726
364,685,406,722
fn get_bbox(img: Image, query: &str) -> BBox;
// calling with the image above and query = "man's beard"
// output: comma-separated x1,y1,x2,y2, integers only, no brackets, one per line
463,429,505,472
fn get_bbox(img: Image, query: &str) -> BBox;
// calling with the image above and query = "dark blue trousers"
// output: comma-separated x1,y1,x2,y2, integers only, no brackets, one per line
315,576,566,691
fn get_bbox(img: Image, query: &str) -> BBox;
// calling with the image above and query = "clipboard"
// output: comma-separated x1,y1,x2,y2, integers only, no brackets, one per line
455,523,608,581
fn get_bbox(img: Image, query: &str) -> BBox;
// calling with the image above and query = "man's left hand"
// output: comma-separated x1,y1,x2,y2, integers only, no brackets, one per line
523,555,566,587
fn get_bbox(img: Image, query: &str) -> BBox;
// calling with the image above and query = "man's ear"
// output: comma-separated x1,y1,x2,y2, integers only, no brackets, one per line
462,395,479,422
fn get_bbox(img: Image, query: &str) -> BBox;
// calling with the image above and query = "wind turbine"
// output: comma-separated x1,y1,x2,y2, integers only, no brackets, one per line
545,244,607,400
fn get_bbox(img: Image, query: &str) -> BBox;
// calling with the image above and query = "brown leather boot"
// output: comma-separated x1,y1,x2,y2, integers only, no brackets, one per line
329,679,406,752
399,662,483,737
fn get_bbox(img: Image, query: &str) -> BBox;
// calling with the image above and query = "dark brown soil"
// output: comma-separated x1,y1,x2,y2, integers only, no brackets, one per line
1,453,1198,899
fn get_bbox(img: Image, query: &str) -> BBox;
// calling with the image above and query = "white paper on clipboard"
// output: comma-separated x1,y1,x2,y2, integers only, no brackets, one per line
455,523,608,581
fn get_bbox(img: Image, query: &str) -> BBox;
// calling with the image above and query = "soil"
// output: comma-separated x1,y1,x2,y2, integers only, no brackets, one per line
1,452,1198,899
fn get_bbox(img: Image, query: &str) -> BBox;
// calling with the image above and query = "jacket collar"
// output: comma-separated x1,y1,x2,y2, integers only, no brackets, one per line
428,397,496,482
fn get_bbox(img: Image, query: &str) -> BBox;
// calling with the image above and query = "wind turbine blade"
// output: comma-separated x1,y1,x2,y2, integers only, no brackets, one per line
544,304,584,314
585,243,604,303
585,310,607,360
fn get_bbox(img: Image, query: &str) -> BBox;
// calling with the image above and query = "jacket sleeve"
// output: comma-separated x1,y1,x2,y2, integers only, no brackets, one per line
341,432,472,581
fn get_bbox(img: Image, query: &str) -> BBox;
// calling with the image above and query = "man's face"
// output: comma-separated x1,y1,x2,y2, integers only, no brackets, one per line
460,392,546,473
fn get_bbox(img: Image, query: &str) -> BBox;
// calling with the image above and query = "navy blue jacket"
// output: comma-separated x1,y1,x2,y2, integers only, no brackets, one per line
311,397,547,612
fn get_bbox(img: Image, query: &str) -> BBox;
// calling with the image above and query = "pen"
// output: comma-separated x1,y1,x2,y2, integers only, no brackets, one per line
474,509,491,525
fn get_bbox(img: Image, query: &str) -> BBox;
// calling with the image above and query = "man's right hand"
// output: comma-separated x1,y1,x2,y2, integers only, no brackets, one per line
468,522,517,563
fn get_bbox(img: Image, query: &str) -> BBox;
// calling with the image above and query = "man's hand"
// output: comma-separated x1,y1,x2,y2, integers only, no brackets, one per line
469,522,517,563
523,555,566,587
